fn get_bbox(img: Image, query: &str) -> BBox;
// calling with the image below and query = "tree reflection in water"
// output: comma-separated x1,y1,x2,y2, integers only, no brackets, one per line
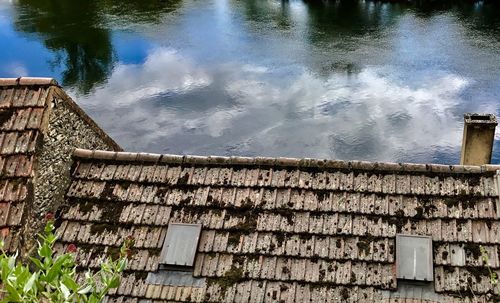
12,0,182,94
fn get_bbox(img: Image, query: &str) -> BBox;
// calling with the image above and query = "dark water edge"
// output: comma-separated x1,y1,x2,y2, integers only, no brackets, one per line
1,0,500,164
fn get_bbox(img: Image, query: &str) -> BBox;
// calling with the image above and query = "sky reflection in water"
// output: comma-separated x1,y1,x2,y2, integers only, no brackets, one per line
1,0,500,164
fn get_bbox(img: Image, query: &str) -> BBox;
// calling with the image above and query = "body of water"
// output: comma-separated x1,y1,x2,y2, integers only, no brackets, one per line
1,0,500,164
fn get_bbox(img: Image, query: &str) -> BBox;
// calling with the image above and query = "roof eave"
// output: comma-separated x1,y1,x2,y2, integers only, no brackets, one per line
0,77,59,86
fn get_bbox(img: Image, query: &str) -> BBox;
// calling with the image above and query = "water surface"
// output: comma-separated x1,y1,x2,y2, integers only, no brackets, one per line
1,0,500,163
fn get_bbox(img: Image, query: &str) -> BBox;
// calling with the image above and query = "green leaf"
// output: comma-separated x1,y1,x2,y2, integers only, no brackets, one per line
5,283,21,302
29,257,44,270
60,281,71,300
117,259,127,272
84,270,92,280
88,293,99,303
44,222,54,234
39,243,51,260
0,221,128,302
77,284,92,295
1,259,11,281
107,276,120,289
61,274,79,292
45,254,70,282
44,267,59,283
8,252,17,269
46,234,58,246
23,272,37,293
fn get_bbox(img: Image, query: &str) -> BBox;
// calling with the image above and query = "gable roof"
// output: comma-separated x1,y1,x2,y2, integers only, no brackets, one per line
0,78,121,151
0,77,121,252
0,78,56,251
57,148,500,302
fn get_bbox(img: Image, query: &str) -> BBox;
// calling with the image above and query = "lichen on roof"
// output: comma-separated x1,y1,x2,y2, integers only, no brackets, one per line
56,148,500,302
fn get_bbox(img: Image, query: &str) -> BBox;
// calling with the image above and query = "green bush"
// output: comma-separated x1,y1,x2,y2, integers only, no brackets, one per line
480,245,499,298
0,214,131,303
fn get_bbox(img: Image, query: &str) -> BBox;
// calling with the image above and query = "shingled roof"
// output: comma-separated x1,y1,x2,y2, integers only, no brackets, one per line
56,148,500,302
0,78,120,254
0,78,55,251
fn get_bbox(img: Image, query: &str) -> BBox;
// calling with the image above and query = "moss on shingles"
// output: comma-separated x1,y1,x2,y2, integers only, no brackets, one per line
107,246,126,260
89,222,120,235
232,208,258,234
463,243,481,260
467,266,490,282
441,250,449,261
394,209,404,218
69,243,143,261
207,263,245,295
414,196,438,219
356,235,374,254
177,172,190,185
315,190,329,202
467,176,481,188
274,233,285,245
78,201,94,215
155,186,169,201
227,232,241,247
442,196,460,208
384,216,407,233
210,196,224,208
100,200,125,223
275,208,295,225
240,197,253,210
461,198,478,210
0,108,15,128
179,196,191,207
414,206,424,219
100,182,117,200
340,288,349,300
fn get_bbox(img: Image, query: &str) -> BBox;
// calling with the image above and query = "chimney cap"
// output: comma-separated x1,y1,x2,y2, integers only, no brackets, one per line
464,113,498,126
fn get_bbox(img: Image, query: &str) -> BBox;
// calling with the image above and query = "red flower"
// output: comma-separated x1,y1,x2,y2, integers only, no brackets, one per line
66,244,77,253
45,212,55,221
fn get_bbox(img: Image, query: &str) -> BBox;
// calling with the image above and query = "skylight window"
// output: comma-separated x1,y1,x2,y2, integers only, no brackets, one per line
396,234,433,281
160,223,202,267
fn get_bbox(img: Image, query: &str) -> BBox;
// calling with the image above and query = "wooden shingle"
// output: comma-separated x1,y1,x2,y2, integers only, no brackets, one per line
56,148,500,302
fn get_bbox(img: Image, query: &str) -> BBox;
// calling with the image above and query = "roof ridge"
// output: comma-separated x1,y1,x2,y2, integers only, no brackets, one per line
73,148,500,174
0,77,59,86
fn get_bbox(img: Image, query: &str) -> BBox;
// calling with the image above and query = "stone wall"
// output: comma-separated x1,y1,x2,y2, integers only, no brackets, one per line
32,86,120,225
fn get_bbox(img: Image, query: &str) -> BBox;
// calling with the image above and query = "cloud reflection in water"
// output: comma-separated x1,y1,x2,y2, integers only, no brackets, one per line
74,47,473,164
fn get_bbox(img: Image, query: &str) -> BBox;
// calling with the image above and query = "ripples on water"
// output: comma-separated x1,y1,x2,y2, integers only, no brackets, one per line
1,0,499,164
